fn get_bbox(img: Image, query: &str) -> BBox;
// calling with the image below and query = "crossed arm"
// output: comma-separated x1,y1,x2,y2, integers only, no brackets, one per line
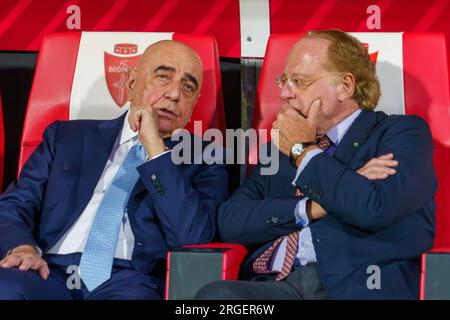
218,150,399,246
307,153,398,220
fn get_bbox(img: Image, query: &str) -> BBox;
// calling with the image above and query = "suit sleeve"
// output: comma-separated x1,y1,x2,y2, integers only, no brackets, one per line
217,163,300,246
137,152,229,249
0,122,58,257
296,116,437,232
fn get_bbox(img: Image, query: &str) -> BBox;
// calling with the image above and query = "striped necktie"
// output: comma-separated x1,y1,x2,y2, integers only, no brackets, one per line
253,135,332,281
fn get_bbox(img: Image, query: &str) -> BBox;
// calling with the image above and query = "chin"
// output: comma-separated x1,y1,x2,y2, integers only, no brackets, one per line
159,126,173,136
158,119,174,131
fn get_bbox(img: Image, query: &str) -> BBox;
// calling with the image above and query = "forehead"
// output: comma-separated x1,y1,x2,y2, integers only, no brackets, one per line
284,37,331,76
142,44,202,78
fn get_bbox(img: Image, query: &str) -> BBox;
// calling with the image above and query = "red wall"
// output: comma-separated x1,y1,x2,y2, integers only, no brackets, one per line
1,0,449,58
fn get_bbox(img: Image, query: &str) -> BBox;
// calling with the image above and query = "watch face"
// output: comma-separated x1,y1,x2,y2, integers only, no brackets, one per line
291,143,304,156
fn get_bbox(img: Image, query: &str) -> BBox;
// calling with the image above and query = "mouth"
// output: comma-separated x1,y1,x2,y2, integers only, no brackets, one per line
157,108,177,120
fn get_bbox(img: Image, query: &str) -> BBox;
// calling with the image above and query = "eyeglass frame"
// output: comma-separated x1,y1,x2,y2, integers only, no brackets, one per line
275,72,343,91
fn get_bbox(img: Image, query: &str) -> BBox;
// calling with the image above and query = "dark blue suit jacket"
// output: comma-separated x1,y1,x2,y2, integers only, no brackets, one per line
218,110,437,299
0,114,229,279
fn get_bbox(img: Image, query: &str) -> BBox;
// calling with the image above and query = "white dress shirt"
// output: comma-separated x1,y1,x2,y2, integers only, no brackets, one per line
48,110,170,260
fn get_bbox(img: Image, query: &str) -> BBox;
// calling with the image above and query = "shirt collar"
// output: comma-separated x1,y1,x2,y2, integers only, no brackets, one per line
120,105,138,145
326,108,362,146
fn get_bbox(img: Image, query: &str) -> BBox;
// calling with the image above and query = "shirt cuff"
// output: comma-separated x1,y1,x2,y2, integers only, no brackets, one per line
294,198,310,227
292,148,323,185
35,246,43,257
6,245,42,258
146,150,172,162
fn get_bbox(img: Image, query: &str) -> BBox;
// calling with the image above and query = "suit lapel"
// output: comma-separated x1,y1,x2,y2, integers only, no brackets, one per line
73,114,125,218
332,110,385,165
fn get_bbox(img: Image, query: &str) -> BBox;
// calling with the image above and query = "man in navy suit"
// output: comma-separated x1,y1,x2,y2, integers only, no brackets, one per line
196,30,437,300
0,40,228,299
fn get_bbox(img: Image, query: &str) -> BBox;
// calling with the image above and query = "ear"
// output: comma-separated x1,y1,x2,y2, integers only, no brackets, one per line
336,73,356,102
126,67,137,101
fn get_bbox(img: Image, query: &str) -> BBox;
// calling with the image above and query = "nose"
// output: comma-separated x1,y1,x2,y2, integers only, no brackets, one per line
163,81,181,102
280,82,295,102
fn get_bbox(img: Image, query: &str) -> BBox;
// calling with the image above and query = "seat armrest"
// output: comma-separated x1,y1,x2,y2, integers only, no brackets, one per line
165,243,247,300
420,247,450,300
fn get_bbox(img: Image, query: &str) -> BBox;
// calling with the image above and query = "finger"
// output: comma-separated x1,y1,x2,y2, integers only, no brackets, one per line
270,128,280,147
362,168,388,180
0,255,22,268
279,132,289,146
365,158,376,166
135,113,141,132
128,109,136,131
279,134,291,155
367,172,389,180
356,167,368,175
0,257,6,266
364,157,398,169
18,256,35,271
307,99,322,124
366,165,396,176
280,104,290,114
286,106,307,122
371,159,399,168
133,108,144,132
272,120,279,130
376,153,394,160
35,261,50,280
128,109,135,131
358,166,395,179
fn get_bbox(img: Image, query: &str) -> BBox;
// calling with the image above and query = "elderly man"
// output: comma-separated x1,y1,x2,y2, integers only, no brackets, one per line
197,30,436,300
0,40,228,300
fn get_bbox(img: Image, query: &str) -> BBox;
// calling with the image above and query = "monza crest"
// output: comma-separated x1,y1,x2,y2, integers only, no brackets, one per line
104,43,142,108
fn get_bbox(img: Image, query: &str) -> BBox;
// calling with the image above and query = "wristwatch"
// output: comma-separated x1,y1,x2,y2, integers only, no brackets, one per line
289,142,310,166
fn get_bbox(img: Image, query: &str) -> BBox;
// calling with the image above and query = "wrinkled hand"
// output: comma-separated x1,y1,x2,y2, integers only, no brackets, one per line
128,106,166,158
0,245,49,280
357,153,398,180
272,99,321,156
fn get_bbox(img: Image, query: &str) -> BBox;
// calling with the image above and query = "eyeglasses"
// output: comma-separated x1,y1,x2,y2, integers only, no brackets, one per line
276,73,341,90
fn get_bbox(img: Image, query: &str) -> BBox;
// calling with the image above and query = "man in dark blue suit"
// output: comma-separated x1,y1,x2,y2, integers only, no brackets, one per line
0,40,228,299
196,30,436,300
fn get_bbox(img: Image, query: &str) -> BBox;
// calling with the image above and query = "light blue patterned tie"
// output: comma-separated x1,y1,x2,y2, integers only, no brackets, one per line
79,142,147,291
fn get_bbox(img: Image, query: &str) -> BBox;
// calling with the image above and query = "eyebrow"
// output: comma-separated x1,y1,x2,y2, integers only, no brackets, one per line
154,65,176,73
287,72,310,78
154,65,199,90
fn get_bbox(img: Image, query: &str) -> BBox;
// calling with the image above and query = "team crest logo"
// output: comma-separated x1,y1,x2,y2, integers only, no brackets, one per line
362,43,378,64
104,43,143,108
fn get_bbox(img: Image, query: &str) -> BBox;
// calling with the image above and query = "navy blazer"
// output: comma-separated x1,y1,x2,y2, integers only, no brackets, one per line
218,110,437,299
0,114,229,278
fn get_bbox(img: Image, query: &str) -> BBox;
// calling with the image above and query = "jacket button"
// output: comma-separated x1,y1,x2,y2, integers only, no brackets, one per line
151,174,156,180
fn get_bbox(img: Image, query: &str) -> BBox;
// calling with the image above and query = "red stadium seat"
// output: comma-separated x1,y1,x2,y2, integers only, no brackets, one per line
0,92,4,190
251,33,450,299
19,31,225,172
